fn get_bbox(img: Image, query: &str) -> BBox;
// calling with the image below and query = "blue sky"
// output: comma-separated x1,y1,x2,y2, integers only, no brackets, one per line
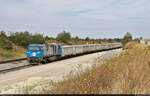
0,0,150,39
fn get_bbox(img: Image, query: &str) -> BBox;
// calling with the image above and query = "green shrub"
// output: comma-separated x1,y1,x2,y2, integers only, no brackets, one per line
0,37,13,50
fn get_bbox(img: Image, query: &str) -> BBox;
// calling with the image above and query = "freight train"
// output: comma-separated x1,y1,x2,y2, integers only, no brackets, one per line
27,43,122,64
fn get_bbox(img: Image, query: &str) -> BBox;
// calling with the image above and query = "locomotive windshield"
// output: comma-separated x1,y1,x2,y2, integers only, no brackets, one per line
28,46,41,50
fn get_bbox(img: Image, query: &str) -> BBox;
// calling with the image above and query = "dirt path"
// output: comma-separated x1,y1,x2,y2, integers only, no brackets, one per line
0,49,122,94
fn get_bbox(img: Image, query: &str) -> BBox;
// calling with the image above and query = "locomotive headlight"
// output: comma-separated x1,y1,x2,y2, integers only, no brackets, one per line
32,52,36,56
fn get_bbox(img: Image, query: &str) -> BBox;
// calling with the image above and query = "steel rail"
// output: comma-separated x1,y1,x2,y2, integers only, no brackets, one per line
0,58,27,64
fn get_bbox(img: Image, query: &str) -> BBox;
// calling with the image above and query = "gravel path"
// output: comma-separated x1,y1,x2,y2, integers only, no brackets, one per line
0,49,122,94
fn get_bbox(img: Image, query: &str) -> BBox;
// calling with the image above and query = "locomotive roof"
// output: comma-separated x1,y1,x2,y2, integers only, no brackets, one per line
28,43,61,47
29,44,43,47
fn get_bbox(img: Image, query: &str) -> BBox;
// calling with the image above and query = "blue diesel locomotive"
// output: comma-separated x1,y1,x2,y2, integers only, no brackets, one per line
27,43,62,64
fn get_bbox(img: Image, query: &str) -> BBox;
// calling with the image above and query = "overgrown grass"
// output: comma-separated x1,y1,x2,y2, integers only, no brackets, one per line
0,47,26,61
0,53,14,58
40,42,150,94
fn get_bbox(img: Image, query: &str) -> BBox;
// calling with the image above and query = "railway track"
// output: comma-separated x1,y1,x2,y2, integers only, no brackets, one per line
0,47,122,74
0,58,27,64
0,58,30,74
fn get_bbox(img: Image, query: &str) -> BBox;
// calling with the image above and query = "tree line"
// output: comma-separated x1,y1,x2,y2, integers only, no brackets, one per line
0,30,140,50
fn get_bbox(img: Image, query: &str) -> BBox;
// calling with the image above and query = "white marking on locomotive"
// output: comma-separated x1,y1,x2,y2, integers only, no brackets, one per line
32,53,36,56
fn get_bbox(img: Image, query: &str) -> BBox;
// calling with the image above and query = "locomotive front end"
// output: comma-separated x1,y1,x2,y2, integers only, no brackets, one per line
27,44,44,64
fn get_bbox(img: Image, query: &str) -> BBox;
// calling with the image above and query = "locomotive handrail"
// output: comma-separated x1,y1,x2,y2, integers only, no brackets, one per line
0,58,27,64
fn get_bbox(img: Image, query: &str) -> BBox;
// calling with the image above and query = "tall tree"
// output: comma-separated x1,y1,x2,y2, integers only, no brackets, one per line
122,32,133,46
85,36,90,41
123,32,132,41
56,31,71,43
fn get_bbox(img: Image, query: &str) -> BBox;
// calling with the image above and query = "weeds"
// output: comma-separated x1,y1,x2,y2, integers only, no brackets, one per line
43,42,150,94
0,53,13,58
0,46,26,61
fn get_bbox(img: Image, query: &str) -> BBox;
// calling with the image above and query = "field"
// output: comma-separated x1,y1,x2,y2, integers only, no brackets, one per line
0,45,26,61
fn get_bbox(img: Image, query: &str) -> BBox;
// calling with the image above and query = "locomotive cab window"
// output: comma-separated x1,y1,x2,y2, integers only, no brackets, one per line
28,46,41,50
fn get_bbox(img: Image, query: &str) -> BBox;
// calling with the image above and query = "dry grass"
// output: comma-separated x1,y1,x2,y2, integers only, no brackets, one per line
124,41,147,49
39,42,150,94
0,44,26,61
